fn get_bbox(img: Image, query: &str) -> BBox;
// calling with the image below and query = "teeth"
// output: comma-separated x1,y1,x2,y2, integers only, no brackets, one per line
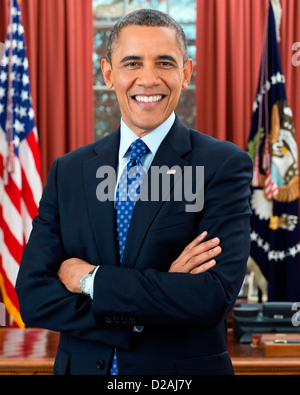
135,95,163,103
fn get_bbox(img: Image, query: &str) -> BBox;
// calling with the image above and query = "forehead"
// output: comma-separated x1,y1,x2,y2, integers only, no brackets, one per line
112,25,183,60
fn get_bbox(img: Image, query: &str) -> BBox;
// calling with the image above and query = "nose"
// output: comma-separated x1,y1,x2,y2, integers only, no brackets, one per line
137,64,160,87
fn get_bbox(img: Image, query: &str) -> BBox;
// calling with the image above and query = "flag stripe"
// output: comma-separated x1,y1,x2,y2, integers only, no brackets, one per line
0,155,22,214
19,135,42,204
0,176,23,244
21,166,39,219
21,198,34,242
0,227,20,292
25,128,41,178
0,206,23,265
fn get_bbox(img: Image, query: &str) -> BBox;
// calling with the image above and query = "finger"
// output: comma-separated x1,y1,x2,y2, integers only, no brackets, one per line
169,234,220,273
185,246,222,272
184,231,208,252
173,238,221,272
175,232,209,265
190,259,216,275
192,237,220,255
183,237,220,264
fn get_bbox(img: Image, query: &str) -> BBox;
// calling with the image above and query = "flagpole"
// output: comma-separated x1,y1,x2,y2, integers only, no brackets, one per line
253,10,270,187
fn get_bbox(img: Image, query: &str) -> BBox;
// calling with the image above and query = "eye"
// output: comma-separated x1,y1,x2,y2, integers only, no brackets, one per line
125,62,141,68
158,61,175,69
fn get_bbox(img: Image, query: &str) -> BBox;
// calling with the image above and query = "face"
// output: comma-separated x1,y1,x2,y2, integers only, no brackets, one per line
101,25,193,137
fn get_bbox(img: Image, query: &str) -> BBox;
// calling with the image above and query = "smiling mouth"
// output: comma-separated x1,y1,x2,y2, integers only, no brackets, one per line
133,95,165,103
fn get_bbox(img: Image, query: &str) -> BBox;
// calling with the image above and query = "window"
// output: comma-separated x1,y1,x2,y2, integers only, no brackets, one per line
93,0,196,140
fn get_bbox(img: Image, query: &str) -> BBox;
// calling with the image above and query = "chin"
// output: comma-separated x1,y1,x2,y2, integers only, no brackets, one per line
138,124,161,135
135,118,166,132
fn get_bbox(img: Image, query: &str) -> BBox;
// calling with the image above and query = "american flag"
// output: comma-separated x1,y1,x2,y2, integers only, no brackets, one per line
0,0,42,327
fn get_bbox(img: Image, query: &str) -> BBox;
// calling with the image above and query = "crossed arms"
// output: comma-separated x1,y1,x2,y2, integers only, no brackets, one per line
57,231,222,294
15,147,252,343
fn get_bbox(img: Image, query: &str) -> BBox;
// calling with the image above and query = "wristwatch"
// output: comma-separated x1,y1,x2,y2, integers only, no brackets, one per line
80,267,97,296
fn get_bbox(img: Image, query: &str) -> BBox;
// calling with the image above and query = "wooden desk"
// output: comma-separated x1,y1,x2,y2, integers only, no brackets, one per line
0,328,300,375
228,329,300,375
0,328,59,375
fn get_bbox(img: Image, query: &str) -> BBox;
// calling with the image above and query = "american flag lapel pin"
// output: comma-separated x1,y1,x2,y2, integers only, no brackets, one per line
167,169,177,175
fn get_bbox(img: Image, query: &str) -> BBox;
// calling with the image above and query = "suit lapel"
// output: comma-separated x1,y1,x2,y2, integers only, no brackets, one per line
122,117,192,269
83,130,120,267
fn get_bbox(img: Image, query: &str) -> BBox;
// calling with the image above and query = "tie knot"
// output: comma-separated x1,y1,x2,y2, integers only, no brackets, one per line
130,139,149,161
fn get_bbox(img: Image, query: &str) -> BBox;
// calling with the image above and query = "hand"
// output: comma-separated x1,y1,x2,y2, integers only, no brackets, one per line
57,258,96,294
169,231,221,274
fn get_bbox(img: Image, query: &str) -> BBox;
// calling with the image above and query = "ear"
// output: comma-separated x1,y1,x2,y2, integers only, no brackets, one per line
182,59,193,90
101,58,114,90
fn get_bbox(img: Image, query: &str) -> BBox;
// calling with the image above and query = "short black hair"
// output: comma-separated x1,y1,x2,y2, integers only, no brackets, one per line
106,9,188,65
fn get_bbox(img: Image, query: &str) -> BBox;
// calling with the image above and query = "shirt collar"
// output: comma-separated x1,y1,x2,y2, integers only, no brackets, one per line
119,112,176,162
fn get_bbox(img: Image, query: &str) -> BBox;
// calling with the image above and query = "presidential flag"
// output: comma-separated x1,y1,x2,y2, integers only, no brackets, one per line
0,0,42,327
247,1,300,302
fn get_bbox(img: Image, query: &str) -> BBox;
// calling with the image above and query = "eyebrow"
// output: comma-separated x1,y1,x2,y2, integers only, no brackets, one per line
157,55,178,65
120,55,179,65
120,55,142,64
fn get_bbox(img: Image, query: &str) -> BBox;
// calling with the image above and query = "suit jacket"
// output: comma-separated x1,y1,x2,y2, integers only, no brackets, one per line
16,116,253,375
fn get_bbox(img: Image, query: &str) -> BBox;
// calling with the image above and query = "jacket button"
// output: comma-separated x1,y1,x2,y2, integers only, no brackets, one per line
96,359,105,370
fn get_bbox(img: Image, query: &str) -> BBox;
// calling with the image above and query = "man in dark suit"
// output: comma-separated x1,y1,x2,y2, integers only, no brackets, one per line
16,9,252,375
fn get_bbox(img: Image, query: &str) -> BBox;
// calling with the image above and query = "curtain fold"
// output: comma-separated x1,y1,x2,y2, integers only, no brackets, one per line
0,0,94,184
196,0,300,152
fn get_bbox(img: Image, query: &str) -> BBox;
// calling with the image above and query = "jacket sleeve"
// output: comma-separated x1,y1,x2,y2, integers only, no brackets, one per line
92,150,253,328
15,158,132,347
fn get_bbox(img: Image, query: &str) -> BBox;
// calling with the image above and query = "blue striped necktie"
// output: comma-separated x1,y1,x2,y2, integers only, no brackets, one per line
110,139,149,375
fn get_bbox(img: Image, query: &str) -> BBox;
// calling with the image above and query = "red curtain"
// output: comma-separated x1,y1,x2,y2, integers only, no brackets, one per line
196,0,300,152
0,0,94,184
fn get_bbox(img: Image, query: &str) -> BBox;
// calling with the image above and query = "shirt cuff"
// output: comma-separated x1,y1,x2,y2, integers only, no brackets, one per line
90,266,100,299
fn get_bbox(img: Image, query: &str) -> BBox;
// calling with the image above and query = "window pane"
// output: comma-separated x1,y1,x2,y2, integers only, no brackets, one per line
169,0,196,23
176,89,196,130
93,0,124,22
128,0,168,13
94,27,111,86
182,24,196,85
183,24,196,60
94,89,121,140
